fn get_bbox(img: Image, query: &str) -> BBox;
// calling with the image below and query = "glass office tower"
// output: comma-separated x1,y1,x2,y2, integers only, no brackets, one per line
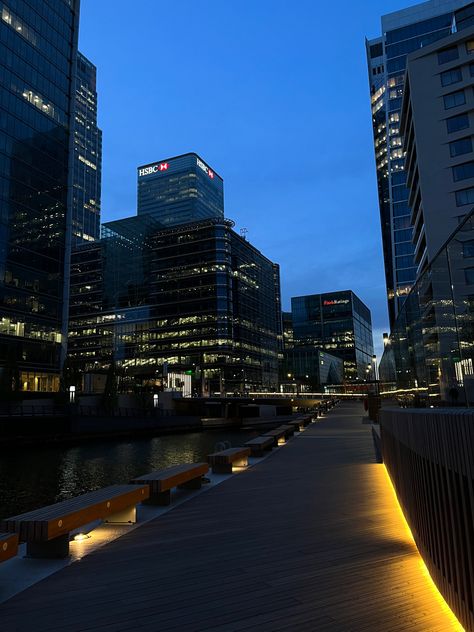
0,0,80,392
366,0,472,328
72,52,102,246
69,217,280,393
291,291,374,381
137,153,224,228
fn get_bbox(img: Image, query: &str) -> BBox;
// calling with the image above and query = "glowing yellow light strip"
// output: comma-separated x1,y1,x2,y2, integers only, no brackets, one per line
382,465,465,631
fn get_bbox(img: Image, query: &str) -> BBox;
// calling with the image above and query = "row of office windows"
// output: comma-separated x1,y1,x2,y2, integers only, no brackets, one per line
440,63,474,88
438,40,474,66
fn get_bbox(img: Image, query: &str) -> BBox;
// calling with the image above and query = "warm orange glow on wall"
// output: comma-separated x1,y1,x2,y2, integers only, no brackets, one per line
381,465,465,631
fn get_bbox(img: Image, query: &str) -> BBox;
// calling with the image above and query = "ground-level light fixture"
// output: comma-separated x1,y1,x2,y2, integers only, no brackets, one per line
73,533,91,542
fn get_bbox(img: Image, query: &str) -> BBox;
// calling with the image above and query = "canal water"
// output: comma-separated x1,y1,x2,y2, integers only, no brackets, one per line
0,430,256,518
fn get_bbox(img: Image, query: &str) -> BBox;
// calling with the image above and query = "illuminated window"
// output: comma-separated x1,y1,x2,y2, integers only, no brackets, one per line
1,6,37,46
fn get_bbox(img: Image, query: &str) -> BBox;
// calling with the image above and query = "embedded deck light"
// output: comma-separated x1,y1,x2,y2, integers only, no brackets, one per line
73,533,91,542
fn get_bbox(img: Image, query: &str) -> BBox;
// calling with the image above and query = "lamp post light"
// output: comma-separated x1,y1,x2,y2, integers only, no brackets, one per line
69,385,76,404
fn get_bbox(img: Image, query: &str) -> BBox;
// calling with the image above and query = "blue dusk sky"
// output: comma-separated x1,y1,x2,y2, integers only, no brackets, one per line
78,0,417,359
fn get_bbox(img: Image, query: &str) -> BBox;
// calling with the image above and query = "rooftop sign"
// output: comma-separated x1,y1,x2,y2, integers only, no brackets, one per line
196,157,215,179
323,299,350,306
138,163,168,177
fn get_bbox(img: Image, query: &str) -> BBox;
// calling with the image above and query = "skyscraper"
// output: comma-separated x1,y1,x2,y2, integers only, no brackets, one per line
291,291,374,381
137,153,224,228
366,0,472,327
0,1,80,392
402,24,474,268
69,217,281,393
72,52,102,246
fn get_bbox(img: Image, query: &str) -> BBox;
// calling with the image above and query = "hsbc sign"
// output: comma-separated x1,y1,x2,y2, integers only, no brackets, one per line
138,162,169,177
196,157,215,179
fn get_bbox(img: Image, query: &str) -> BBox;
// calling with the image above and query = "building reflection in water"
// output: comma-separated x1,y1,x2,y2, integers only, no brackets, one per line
0,430,254,518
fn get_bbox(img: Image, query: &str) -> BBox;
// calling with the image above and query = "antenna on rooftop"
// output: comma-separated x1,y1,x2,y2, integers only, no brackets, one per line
240,228,248,240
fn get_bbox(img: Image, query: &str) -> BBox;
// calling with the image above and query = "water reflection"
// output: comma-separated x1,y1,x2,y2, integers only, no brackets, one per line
0,430,254,517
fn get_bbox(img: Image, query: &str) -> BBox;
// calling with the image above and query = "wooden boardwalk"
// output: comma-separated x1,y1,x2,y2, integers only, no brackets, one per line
0,402,463,631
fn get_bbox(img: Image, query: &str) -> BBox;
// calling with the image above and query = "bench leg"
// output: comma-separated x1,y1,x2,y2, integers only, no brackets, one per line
144,490,171,506
27,534,70,559
212,463,233,474
178,476,202,490
233,456,248,468
105,506,136,524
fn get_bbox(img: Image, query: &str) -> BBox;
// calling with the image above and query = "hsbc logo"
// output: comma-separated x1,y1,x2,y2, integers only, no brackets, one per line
138,163,169,177
197,158,215,179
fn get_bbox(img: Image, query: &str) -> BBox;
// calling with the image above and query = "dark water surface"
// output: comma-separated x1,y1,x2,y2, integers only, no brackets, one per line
0,430,255,518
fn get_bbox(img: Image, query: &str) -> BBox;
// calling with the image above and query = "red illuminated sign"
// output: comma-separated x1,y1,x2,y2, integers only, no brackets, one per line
323,299,350,306
138,162,169,177
208,169,214,179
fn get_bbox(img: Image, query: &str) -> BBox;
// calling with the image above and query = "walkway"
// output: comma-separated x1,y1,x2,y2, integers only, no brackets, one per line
0,402,463,631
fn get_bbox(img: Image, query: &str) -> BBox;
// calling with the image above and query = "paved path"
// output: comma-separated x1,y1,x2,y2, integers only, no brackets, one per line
0,402,463,631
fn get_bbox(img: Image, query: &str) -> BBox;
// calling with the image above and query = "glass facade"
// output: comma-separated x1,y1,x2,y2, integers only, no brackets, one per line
72,51,102,246
380,209,474,405
0,0,80,392
69,217,280,393
281,348,343,388
291,291,374,381
366,2,472,327
137,153,224,228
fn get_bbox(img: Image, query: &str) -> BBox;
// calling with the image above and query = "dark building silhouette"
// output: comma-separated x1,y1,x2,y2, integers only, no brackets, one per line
0,1,80,392
72,52,102,246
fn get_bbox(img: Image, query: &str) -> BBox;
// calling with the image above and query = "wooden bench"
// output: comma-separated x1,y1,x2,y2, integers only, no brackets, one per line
131,463,209,506
297,416,311,427
263,426,292,447
279,424,295,439
207,447,251,474
0,484,149,559
244,436,274,457
0,533,18,564
288,419,304,432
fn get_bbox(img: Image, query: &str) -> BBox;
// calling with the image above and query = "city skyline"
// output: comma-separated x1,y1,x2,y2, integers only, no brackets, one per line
78,0,422,359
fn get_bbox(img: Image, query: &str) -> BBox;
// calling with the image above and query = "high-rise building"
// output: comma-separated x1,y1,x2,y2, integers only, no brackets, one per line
69,217,281,393
0,0,80,392
291,291,374,381
366,0,473,327
69,153,280,393
402,24,474,269
72,52,102,246
137,153,224,228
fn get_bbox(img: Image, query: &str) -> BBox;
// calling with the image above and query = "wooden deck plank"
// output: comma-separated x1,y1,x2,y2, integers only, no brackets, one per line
0,402,464,631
